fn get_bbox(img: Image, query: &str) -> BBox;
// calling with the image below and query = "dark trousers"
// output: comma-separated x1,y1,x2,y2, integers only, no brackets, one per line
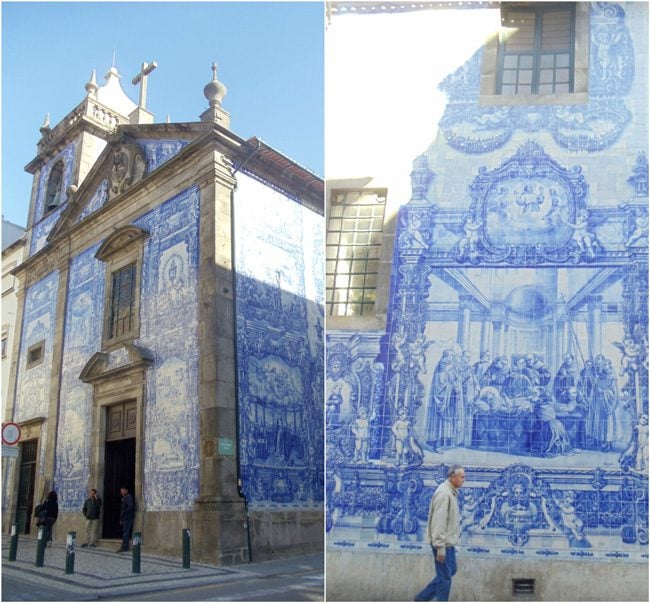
415,545,457,602
121,516,134,549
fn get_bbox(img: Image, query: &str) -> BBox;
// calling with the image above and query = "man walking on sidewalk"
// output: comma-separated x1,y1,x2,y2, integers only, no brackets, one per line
116,486,135,553
415,464,465,602
81,488,102,548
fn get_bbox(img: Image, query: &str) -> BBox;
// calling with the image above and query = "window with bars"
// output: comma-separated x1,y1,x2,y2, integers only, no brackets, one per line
498,3,575,96
326,189,386,317
108,263,137,339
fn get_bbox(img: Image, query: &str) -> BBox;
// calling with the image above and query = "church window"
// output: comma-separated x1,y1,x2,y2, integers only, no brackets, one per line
326,189,386,317
479,2,588,106
108,263,137,339
498,3,575,95
44,161,65,214
1,334,8,358
26,340,45,368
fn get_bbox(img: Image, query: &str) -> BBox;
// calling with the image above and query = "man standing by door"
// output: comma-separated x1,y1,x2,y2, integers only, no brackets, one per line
116,486,135,553
81,488,102,548
415,464,465,601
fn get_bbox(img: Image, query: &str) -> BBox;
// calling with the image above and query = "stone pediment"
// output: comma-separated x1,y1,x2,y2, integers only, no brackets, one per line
80,343,154,384
46,137,148,242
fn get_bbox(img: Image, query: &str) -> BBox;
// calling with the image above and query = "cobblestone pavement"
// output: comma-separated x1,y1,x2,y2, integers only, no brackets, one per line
2,536,324,600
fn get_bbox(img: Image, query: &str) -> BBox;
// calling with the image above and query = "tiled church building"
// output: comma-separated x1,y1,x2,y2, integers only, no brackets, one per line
326,2,648,600
2,63,324,564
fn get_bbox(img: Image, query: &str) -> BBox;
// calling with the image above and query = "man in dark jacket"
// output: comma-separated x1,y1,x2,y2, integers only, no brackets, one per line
81,488,102,548
42,490,58,546
116,486,135,552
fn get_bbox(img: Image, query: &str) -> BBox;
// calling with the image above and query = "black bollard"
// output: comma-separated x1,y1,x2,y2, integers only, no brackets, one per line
182,528,191,569
8,524,18,561
65,531,76,574
132,532,141,574
35,526,46,567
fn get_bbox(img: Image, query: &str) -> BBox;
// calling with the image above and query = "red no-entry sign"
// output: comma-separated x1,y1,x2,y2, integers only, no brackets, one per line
2,423,21,446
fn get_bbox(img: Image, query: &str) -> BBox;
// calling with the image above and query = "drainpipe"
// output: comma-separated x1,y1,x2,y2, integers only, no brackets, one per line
230,139,261,563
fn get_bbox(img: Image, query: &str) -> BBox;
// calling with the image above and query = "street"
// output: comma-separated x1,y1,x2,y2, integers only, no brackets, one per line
1,562,324,602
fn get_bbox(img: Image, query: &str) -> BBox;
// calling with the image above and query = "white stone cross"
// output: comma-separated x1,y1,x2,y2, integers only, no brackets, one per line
132,61,158,109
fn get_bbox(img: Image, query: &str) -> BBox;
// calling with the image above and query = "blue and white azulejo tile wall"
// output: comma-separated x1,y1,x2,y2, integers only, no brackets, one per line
326,1,648,564
234,171,324,509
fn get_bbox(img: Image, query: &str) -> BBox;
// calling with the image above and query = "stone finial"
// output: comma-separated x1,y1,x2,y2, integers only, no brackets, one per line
85,69,98,97
39,113,51,136
203,62,227,107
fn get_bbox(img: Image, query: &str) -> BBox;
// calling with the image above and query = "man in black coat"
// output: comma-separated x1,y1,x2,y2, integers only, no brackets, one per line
116,486,135,552
81,488,102,548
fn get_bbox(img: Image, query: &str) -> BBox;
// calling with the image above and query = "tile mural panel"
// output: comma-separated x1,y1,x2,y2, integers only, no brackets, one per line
55,246,104,508
30,143,76,256
235,171,324,509
137,185,201,510
438,4,635,155
14,271,59,478
327,3,647,563
51,186,200,511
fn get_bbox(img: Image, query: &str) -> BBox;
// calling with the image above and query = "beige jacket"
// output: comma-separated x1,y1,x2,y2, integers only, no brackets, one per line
425,479,460,549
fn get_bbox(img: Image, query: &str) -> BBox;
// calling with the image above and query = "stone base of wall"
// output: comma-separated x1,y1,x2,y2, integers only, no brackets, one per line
326,550,649,602
249,509,323,561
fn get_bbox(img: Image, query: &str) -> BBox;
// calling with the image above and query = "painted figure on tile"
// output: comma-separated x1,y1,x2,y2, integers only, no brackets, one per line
392,407,422,465
457,213,482,259
391,331,408,372
578,360,598,405
532,388,573,456
586,354,618,451
524,354,551,387
553,354,579,402
472,351,491,385
409,333,430,374
504,358,535,399
427,349,464,452
625,209,648,248
567,210,598,258
515,183,544,214
613,336,644,404
554,490,590,548
543,189,564,228
165,257,185,306
326,346,355,432
352,407,371,463
481,355,510,390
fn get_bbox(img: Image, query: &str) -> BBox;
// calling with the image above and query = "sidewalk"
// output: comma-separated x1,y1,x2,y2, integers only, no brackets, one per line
2,536,324,600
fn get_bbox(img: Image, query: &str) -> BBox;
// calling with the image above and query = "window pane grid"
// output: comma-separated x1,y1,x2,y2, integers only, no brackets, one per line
327,189,386,317
498,4,574,95
109,263,136,338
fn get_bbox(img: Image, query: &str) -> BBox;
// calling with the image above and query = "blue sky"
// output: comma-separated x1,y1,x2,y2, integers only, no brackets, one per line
1,1,324,227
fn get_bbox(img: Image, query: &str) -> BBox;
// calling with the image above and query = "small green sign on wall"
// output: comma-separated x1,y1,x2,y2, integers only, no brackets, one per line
218,437,235,456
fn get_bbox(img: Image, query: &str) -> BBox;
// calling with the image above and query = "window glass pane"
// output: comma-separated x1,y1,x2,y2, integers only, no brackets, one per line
540,54,554,68
326,260,336,273
328,218,342,231
556,69,570,82
330,206,343,217
363,290,377,304
357,219,371,231
501,84,516,95
518,85,532,94
367,246,381,259
335,275,349,288
337,260,351,273
503,55,519,69
502,70,517,84
540,69,554,84
350,275,365,288
518,70,533,84
326,275,335,288
326,233,340,245
541,10,571,51
351,260,366,273
342,206,358,218
556,53,570,68
555,83,570,93
366,260,379,274
519,55,533,69
538,83,554,94
341,219,356,231
326,247,337,259
358,206,374,218
365,274,378,288
340,233,355,246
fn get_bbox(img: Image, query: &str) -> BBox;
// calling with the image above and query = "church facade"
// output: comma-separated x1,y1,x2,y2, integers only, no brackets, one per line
2,63,323,564
326,2,648,600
